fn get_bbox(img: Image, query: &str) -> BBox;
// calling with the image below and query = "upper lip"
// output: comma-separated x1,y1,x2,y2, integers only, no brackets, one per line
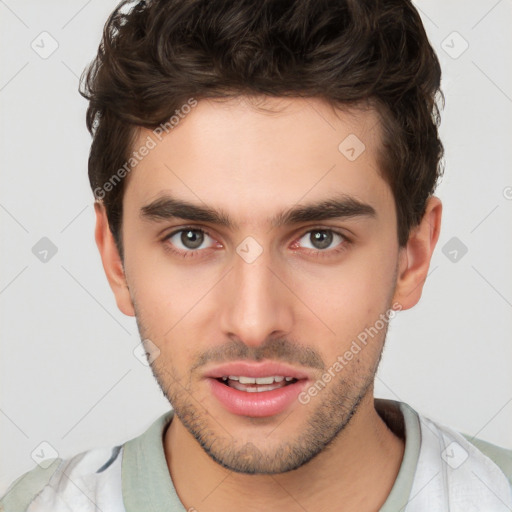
204,361,312,381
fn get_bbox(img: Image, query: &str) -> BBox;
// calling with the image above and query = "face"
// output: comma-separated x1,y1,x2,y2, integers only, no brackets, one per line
112,96,404,474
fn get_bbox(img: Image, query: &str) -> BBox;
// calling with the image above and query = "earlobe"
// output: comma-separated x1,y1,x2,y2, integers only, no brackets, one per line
392,196,442,310
94,202,135,317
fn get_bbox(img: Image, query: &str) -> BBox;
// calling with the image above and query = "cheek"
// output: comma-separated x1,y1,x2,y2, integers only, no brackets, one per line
289,245,397,352
124,247,220,349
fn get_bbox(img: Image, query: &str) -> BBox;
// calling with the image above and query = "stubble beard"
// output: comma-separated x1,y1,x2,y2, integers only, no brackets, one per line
139,326,386,475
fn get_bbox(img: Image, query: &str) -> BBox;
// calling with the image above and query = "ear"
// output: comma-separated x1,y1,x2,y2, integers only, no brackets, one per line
94,202,135,317
392,196,442,310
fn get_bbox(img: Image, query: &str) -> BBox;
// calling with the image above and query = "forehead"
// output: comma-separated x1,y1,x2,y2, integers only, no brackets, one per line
123,96,393,226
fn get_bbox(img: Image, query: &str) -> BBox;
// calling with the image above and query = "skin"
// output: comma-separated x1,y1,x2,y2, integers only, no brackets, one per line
95,96,442,511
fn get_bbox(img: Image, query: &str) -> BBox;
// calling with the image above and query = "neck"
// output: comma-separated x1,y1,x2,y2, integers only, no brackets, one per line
164,389,404,512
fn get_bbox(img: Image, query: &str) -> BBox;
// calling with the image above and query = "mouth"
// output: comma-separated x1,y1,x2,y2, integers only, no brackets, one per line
216,375,299,393
204,361,310,417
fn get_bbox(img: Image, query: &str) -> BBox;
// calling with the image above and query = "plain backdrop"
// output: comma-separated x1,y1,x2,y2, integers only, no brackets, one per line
1,0,511,494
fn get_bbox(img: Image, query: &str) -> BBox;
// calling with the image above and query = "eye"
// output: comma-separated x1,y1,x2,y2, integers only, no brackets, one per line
295,229,346,251
165,228,216,252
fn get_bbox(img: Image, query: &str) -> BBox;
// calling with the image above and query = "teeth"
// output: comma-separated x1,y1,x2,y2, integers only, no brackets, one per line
254,376,275,385
229,381,287,393
221,375,295,385
238,376,256,384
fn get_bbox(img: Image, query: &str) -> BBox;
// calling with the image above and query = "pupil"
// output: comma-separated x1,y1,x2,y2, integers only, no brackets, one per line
311,230,332,249
181,229,204,249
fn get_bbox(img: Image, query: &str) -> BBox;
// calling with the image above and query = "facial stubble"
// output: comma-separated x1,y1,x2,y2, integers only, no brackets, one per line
134,309,390,475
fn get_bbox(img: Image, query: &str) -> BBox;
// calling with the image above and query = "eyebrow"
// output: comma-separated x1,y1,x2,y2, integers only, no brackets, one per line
140,194,376,229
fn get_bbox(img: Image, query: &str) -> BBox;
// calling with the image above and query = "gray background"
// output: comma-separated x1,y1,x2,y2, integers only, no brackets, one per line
1,0,511,493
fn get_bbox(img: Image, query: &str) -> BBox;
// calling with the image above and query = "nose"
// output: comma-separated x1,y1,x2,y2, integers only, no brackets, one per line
218,245,294,347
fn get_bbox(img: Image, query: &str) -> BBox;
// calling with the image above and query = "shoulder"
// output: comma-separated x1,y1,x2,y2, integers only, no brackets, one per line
0,459,61,512
396,400,512,484
394,400,512,500
462,433,512,486
0,412,174,512
0,445,124,512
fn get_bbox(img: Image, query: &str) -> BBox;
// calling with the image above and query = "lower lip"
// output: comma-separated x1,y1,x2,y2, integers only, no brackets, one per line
207,378,308,417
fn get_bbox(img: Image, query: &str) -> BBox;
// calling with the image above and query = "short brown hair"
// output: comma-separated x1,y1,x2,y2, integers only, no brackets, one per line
81,0,444,256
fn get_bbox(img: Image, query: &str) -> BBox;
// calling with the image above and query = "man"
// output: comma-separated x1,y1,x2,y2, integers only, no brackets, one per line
1,0,511,510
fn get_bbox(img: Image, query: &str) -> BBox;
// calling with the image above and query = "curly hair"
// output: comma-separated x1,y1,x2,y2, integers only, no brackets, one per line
80,0,444,256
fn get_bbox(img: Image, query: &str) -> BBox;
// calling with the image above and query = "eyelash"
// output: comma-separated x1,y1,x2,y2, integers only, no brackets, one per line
162,226,351,260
